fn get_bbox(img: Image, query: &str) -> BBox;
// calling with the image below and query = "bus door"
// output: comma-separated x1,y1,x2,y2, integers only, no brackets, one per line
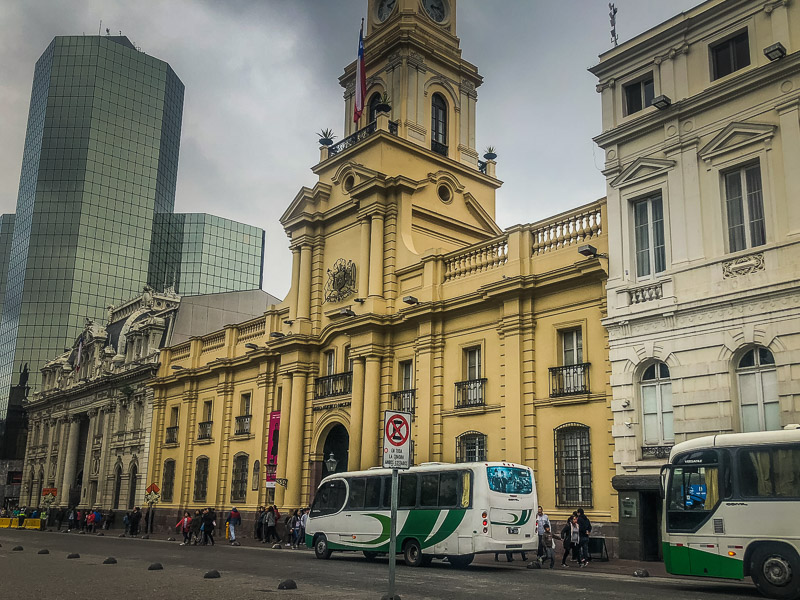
664,453,728,577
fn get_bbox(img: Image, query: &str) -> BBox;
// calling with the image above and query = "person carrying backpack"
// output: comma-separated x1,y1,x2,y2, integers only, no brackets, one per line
226,507,241,544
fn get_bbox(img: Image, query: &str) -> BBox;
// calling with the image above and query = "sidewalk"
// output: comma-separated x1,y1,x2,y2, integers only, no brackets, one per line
472,552,671,578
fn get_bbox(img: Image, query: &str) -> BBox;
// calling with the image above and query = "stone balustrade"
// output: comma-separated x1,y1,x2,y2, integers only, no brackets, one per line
531,204,603,255
443,236,508,281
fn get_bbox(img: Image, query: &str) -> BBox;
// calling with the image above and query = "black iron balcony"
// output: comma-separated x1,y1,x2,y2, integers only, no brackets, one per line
391,389,416,414
642,445,672,460
234,415,251,436
549,363,590,397
431,140,448,157
197,421,213,440
327,120,400,157
315,372,353,399
165,426,178,444
455,378,487,408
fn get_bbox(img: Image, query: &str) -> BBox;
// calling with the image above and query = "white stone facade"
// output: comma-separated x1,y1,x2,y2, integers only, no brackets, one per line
590,0,800,558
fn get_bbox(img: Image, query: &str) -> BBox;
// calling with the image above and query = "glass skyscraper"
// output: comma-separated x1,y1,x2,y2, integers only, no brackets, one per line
0,35,265,426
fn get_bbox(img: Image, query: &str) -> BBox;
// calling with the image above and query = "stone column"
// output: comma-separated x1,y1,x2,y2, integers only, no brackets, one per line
80,410,97,507
60,417,81,506
297,245,313,320
274,373,293,508
283,371,307,508
95,403,115,507
289,247,301,321
41,419,56,486
53,418,69,505
358,219,371,298
360,356,382,469
368,214,384,298
348,358,366,471
778,101,800,236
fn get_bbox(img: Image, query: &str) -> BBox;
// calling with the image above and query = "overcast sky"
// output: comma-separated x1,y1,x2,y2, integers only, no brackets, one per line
0,0,704,299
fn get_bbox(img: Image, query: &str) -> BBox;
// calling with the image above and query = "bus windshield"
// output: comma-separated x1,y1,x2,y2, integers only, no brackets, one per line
486,466,532,494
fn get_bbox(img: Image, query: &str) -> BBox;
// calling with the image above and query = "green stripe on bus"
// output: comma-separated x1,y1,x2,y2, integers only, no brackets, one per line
663,543,744,580
490,509,531,526
423,510,467,548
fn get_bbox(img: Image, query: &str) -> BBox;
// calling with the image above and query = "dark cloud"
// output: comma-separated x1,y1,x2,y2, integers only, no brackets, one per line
0,0,703,299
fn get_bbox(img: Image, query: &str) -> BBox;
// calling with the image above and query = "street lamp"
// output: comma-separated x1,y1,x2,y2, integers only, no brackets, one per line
325,452,338,473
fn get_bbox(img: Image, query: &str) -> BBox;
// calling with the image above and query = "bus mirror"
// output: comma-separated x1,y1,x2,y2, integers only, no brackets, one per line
659,465,669,499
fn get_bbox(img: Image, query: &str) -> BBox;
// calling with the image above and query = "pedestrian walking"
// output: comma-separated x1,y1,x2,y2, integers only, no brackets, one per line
202,507,216,546
283,511,293,546
123,512,130,535
129,507,142,536
176,511,193,545
535,505,550,560
226,507,241,544
299,507,309,548
290,509,301,549
68,507,77,531
560,515,579,567
264,506,278,543
576,508,592,567
190,510,203,545
541,524,556,568
254,506,264,541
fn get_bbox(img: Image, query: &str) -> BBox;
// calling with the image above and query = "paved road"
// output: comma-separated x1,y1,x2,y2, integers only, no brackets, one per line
0,529,760,600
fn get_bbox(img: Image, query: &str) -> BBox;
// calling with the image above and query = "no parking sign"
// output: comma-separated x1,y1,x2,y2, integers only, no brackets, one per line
382,410,412,469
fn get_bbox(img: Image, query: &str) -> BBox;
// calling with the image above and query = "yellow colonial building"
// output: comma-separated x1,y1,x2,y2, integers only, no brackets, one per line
148,0,618,545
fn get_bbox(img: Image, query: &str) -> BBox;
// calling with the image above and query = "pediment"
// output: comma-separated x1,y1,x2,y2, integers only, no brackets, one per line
698,122,776,162
464,193,502,235
280,181,333,224
610,157,676,189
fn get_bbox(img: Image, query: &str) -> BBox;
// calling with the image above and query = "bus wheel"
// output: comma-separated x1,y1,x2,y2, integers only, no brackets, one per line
751,544,799,600
447,554,474,568
363,551,378,562
403,539,423,567
314,534,332,560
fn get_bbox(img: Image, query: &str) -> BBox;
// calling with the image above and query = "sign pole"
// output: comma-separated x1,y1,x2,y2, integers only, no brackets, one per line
388,467,399,600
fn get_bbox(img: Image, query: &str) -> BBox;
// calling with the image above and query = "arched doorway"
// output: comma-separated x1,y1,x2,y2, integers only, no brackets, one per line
310,423,349,503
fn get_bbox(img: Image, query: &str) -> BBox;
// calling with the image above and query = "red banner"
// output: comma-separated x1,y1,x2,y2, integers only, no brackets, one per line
266,411,280,484
41,488,57,496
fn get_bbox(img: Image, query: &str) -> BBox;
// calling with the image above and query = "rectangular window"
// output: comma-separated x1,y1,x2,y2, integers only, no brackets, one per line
365,477,382,509
203,400,213,422
711,31,750,80
398,473,418,508
554,425,592,507
738,446,800,498
624,75,655,115
633,194,666,278
725,164,765,252
170,405,179,427
561,329,583,366
324,350,335,376
465,347,481,380
343,346,353,373
240,393,251,416
347,478,366,509
400,360,413,390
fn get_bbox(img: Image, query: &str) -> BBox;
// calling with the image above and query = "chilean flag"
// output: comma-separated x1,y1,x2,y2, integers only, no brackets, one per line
353,20,367,123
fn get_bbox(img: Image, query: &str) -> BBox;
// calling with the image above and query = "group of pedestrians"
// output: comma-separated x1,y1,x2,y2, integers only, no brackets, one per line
252,505,282,544
528,505,592,569
175,507,219,546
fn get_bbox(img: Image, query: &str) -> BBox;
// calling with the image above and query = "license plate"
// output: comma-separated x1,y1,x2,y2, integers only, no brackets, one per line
507,527,519,535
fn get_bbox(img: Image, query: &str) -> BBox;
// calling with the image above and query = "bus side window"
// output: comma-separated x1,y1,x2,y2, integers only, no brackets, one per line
348,478,366,510
399,474,418,508
365,477,382,509
312,480,347,517
439,472,459,507
381,476,392,509
420,473,439,507
739,446,800,498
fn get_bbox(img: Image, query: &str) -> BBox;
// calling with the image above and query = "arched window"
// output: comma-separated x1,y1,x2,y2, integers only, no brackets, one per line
456,431,486,462
431,93,448,156
554,423,592,507
368,92,382,123
112,466,122,509
231,453,249,502
252,460,260,491
737,347,779,432
641,362,673,447
194,457,209,502
128,464,138,510
162,460,175,502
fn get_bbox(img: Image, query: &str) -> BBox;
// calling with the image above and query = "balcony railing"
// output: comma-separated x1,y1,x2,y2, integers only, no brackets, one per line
198,421,213,440
315,372,353,399
327,120,399,157
549,363,590,397
234,415,251,436
641,445,672,459
431,140,448,157
165,426,178,444
455,378,487,408
391,389,416,414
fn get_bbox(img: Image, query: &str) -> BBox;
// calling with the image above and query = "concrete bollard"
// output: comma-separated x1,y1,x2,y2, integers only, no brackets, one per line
103,557,117,564
167,537,176,541
203,570,221,579
277,579,297,590
67,553,80,559
37,549,49,555
633,569,650,578
148,562,163,571
271,543,282,549
12,546,23,551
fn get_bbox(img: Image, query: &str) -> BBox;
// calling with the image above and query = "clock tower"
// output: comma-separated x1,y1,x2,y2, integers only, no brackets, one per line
341,0,481,168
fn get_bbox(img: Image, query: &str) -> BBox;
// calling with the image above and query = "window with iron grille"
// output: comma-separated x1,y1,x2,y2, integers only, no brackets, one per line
554,423,592,507
194,457,209,502
231,453,249,502
456,431,487,462
162,459,175,502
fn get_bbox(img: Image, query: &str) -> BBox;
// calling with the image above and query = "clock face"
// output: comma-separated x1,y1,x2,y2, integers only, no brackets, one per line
422,0,447,23
377,0,396,22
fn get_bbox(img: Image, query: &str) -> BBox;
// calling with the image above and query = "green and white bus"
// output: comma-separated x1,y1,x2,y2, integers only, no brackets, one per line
661,427,800,599
306,461,537,568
